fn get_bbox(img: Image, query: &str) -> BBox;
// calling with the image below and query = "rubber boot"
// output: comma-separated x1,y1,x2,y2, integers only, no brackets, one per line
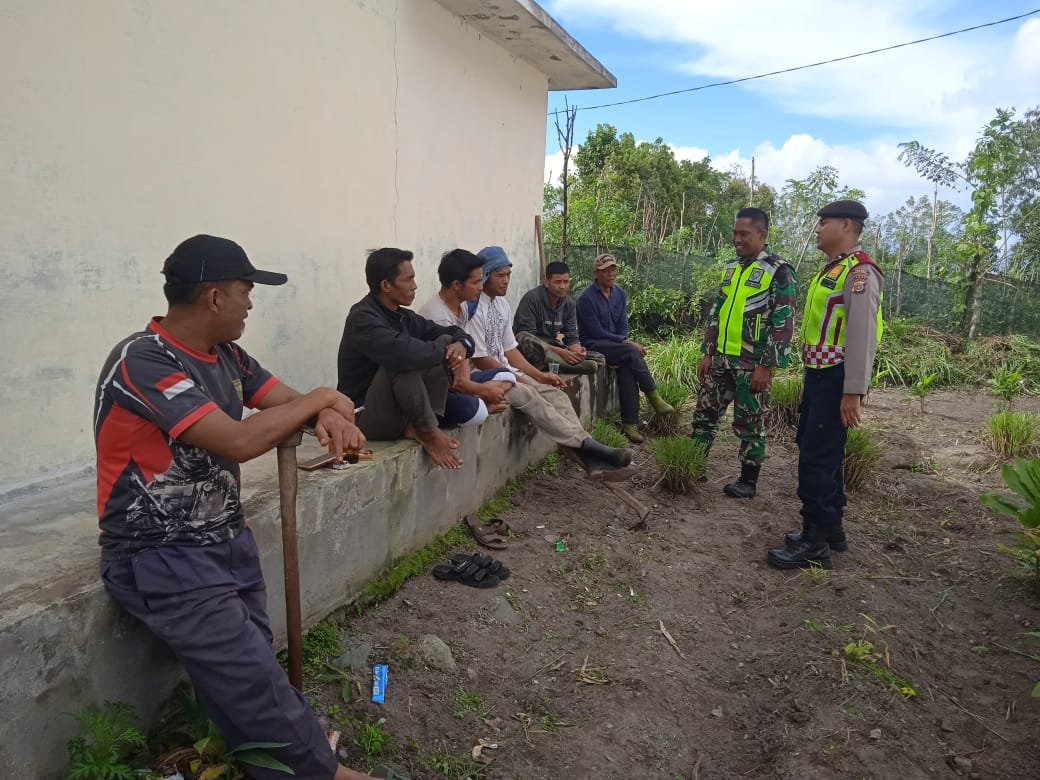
645,390,675,415
723,462,759,498
579,437,633,468
785,527,849,552
621,423,645,444
768,527,833,570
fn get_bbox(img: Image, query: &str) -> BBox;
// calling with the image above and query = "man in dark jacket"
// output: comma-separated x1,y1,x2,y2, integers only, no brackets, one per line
337,248,476,469
513,261,600,375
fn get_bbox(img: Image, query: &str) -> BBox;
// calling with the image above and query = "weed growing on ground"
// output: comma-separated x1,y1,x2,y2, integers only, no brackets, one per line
990,363,1027,410
908,371,939,411
645,336,701,389
765,374,802,434
980,456,1040,594
67,701,147,780
355,524,472,609
591,416,628,448
648,437,708,493
834,614,916,696
985,411,1038,459
844,428,884,491
352,716,396,761
872,318,966,388
641,379,690,436
453,688,487,720
298,621,344,677
423,742,487,780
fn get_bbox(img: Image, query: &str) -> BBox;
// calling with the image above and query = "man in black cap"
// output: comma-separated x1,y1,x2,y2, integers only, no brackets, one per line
95,235,375,780
768,201,884,570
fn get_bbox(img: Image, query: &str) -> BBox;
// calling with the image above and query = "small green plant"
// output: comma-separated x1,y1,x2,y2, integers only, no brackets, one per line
193,727,294,780
591,416,628,448
802,617,824,632
980,456,1040,593
765,375,802,434
843,428,883,491
648,437,708,493
453,687,487,720
985,411,1038,459
833,614,916,697
423,742,487,780
991,363,1026,410
802,562,831,585
641,380,690,436
299,621,344,677
353,716,396,761
645,336,701,389
67,701,147,780
908,371,939,411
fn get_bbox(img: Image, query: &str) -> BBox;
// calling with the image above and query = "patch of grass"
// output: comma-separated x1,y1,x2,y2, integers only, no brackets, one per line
802,562,831,585
645,336,701,389
353,716,396,761
641,380,690,436
765,374,802,433
591,416,628,448
844,428,884,492
526,451,561,477
649,437,708,493
423,743,487,780
872,318,966,388
476,479,520,522
985,411,1038,459
452,687,486,720
356,524,472,609
802,617,824,632
294,621,344,677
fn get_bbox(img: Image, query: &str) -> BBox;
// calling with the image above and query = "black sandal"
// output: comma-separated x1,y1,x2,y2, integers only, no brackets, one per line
431,557,501,588
450,552,510,580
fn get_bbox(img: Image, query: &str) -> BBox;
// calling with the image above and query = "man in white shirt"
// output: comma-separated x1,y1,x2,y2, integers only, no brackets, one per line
464,246,634,473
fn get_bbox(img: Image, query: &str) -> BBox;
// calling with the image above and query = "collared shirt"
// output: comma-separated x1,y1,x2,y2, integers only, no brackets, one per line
513,285,580,346
576,282,629,344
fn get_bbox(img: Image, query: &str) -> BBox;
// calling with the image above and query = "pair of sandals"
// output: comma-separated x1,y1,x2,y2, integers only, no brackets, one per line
432,552,511,588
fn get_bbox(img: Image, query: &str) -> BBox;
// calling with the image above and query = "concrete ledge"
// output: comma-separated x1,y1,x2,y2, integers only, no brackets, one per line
0,370,614,778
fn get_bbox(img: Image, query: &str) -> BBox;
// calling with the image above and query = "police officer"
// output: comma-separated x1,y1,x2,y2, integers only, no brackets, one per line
768,200,884,569
692,207,795,497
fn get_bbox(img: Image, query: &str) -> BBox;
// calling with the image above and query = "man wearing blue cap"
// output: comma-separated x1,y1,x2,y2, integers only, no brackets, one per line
466,246,635,473
768,200,884,570
95,235,375,780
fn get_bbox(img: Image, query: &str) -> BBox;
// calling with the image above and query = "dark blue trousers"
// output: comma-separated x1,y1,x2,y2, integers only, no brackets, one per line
583,340,656,424
796,364,848,533
101,528,338,780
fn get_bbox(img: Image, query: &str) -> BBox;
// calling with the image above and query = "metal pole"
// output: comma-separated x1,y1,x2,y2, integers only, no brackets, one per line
276,430,304,690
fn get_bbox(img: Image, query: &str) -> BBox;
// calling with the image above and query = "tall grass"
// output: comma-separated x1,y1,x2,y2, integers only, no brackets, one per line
765,374,802,433
645,337,701,390
844,428,884,491
986,411,1038,459
591,417,629,449
641,380,690,436
649,437,708,493
872,318,967,388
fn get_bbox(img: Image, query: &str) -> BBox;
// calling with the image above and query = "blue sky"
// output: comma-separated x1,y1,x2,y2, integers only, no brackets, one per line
543,1,1040,215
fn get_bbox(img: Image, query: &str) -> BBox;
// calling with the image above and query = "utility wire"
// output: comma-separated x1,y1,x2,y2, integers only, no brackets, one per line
550,8,1040,115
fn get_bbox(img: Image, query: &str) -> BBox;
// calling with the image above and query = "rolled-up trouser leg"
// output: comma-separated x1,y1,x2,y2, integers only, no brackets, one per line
100,529,338,780
505,380,587,448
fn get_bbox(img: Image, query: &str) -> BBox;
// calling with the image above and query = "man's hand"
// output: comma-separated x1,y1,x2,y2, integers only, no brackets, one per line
750,364,772,393
569,343,588,358
537,370,566,389
445,342,467,373
697,354,713,385
476,382,509,406
553,345,583,365
315,408,366,460
625,338,647,356
840,393,862,428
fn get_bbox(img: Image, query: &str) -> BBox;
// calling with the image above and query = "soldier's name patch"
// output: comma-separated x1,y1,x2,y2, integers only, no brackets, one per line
745,268,765,288
722,267,735,284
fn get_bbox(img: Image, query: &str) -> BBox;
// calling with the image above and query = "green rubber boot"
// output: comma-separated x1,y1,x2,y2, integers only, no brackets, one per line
646,389,675,415
621,423,645,444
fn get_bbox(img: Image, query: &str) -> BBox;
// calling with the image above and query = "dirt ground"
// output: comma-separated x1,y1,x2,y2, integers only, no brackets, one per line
319,388,1040,780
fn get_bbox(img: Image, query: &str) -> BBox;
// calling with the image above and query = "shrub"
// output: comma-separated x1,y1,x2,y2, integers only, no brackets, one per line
844,428,883,492
986,411,1038,459
990,363,1026,410
980,456,1040,597
649,437,708,493
67,701,147,780
645,337,701,390
641,380,690,436
765,374,802,434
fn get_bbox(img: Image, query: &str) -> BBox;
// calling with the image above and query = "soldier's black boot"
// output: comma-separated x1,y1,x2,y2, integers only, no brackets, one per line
784,527,849,552
723,463,760,498
768,527,833,570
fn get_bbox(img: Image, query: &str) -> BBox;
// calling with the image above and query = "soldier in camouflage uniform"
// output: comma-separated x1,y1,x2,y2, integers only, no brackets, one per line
692,207,796,498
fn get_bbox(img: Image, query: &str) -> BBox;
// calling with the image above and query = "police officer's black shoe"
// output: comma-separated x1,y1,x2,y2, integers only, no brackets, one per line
723,463,760,498
768,537,833,570
784,528,849,552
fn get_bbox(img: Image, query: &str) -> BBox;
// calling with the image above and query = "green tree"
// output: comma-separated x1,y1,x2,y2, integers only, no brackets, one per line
770,166,865,270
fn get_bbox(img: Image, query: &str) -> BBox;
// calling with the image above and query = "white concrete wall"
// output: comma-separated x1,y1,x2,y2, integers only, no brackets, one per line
0,0,547,494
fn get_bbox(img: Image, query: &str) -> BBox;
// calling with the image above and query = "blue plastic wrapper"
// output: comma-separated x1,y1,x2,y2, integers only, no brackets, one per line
372,663,388,703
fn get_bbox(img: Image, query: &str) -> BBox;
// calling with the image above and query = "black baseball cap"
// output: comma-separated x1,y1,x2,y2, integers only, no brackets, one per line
162,234,287,285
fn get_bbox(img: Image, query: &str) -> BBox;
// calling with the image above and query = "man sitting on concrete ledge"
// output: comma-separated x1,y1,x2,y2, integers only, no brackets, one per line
337,247,479,470
94,234,375,780
466,245,634,474
417,248,517,414
513,260,601,375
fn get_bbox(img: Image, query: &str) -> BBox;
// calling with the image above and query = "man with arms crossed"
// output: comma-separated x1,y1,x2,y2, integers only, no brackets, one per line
513,261,600,375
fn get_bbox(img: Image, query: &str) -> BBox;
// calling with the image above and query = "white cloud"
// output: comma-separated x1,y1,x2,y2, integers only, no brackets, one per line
544,150,566,185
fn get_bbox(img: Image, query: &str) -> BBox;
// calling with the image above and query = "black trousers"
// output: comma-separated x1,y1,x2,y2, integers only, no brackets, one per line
584,339,656,424
796,364,848,532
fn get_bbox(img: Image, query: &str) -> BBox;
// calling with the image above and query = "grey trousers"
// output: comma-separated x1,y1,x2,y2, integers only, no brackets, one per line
358,349,452,438
506,378,588,448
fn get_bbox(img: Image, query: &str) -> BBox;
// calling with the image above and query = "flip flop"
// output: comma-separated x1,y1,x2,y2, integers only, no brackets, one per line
450,552,510,580
431,557,501,588
464,514,509,550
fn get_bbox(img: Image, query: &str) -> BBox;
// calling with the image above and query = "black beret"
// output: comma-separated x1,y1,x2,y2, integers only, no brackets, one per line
817,200,868,222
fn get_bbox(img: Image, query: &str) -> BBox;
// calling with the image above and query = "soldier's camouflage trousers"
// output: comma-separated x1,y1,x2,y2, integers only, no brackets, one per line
691,364,769,466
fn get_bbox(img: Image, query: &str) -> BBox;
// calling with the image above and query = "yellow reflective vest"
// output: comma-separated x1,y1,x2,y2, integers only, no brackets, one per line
715,255,780,357
800,250,883,368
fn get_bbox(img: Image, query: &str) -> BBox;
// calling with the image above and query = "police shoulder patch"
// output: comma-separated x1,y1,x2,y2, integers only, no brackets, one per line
849,268,870,294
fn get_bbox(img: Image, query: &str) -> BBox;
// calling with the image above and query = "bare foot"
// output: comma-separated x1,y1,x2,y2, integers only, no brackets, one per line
404,424,463,469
